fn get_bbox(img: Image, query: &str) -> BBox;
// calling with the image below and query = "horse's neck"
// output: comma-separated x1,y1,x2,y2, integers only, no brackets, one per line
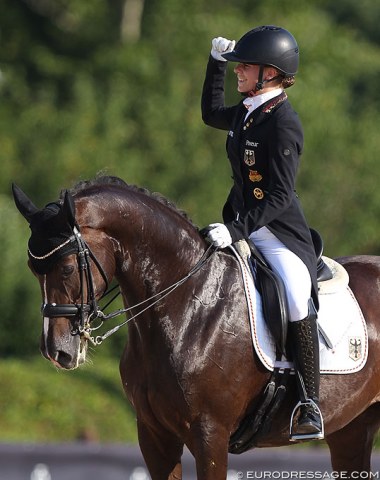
77,189,207,337
114,210,206,350
118,235,203,302
102,197,205,305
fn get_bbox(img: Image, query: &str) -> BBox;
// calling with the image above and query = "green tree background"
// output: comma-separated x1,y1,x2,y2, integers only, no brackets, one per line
1,0,380,442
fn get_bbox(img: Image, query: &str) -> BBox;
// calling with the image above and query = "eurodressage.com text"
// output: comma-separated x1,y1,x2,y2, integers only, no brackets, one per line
235,471,380,479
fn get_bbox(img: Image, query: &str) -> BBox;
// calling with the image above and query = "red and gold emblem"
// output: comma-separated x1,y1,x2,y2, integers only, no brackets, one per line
249,170,263,182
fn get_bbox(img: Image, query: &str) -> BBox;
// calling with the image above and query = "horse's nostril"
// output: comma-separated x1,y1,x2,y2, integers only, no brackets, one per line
56,351,74,369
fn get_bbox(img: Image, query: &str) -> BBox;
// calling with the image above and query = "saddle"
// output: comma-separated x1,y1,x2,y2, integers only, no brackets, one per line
248,228,331,358
228,229,332,454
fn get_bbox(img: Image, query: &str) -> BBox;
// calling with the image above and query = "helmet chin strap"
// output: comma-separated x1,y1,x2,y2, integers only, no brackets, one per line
254,65,266,93
247,65,283,97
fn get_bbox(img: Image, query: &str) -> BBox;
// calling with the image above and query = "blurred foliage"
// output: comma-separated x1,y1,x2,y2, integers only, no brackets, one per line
0,353,137,442
1,0,380,442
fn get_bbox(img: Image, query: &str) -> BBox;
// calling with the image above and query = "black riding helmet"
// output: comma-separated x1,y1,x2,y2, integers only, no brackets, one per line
222,25,299,77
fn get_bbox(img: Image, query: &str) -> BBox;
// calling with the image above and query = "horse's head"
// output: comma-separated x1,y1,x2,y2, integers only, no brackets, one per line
12,184,113,370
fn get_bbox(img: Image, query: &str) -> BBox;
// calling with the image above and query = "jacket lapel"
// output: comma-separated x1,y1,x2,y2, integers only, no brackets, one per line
243,91,288,129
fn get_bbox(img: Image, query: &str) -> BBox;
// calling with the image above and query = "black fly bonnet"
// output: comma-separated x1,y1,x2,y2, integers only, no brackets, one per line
26,194,79,274
12,184,109,326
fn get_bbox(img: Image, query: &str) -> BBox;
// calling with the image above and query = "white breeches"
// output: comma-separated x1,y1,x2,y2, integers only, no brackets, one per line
249,227,312,322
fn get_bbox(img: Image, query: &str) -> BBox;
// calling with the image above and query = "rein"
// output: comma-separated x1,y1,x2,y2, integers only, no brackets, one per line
92,244,215,345
41,226,216,347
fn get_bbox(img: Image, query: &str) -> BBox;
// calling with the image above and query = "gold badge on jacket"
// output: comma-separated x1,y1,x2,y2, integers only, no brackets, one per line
244,149,255,166
253,188,264,200
249,170,263,182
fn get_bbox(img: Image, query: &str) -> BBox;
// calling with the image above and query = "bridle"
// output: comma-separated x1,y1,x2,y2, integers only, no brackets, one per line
36,226,216,346
35,226,109,331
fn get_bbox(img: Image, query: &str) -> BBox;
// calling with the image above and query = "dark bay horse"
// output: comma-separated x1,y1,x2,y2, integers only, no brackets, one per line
12,176,380,478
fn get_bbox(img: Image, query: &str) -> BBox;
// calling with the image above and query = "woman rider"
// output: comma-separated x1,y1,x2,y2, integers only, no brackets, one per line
201,25,323,441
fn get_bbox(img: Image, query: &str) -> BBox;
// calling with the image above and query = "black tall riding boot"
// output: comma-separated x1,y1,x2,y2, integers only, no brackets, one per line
289,299,324,441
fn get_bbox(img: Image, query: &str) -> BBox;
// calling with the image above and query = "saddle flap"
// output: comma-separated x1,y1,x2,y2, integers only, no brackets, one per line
247,240,289,358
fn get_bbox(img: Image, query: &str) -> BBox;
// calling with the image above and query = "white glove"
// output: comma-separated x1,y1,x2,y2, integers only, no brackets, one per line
210,37,236,62
206,223,233,248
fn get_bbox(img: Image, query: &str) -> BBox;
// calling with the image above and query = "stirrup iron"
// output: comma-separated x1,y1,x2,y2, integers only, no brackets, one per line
289,399,324,441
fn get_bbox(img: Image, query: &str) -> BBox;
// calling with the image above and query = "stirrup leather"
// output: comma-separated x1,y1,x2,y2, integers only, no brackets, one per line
289,399,324,441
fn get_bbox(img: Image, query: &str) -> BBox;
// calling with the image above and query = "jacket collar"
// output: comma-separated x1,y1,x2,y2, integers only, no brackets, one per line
243,88,283,114
242,90,287,123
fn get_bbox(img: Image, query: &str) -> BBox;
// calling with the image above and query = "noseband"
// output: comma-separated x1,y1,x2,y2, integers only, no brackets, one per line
37,226,109,332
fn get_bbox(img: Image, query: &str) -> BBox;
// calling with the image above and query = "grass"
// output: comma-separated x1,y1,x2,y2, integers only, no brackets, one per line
0,350,138,443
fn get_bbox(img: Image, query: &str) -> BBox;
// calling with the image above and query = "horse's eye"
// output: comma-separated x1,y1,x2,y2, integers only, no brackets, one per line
62,265,75,277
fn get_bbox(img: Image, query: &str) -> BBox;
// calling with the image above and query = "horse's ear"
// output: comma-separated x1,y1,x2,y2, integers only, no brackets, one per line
62,190,76,228
12,183,39,223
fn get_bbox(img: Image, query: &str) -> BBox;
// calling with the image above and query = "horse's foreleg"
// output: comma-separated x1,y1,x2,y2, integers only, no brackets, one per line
137,419,184,480
325,403,380,474
189,418,230,480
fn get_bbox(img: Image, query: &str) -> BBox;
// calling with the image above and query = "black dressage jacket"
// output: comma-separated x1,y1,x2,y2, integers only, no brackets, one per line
201,56,319,308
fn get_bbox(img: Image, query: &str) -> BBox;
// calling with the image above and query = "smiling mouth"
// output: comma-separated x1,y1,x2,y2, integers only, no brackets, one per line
237,78,248,89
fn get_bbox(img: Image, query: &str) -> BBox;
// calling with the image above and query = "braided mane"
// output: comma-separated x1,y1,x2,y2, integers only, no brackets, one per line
66,175,195,226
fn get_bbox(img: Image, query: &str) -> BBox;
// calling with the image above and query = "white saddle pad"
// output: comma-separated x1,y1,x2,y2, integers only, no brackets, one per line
230,245,368,375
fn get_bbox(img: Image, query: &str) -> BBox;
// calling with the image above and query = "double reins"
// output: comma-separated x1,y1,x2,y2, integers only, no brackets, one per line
89,242,215,345
40,226,216,346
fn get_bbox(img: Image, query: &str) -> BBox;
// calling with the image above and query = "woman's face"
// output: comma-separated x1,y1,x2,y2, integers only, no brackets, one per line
233,63,261,94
